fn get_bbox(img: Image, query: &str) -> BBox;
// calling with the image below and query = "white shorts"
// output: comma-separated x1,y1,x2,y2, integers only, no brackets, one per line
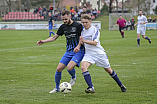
137,26,146,35
82,53,110,68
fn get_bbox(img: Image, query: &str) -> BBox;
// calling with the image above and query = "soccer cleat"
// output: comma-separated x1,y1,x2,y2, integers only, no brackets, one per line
137,45,140,47
122,36,124,38
70,77,76,86
148,39,151,44
49,88,59,93
85,87,95,93
121,84,127,92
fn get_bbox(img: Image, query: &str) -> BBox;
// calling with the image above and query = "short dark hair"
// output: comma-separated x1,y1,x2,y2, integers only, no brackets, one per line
81,14,92,20
139,10,143,12
83,6,87,8
61,10,70,16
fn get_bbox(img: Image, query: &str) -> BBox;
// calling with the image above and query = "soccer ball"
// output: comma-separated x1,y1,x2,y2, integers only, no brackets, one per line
59,82,72,94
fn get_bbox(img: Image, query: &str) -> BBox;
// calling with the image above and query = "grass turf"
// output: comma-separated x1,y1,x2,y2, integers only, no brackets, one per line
0,29,157,104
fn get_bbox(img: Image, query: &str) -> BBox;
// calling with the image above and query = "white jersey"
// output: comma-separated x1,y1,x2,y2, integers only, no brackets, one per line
81,26,105,55
137,15,148,27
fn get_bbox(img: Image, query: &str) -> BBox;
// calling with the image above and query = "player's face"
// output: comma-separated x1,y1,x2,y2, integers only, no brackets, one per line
119,16,122,19
139,11,143,15
81,19,91,30
62,14,71,25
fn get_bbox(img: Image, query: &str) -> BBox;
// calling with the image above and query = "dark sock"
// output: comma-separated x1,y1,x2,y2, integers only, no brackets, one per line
82,71,93,88
137,39,140,45
145,36,150,40
110,70,122,87
122,32,124,36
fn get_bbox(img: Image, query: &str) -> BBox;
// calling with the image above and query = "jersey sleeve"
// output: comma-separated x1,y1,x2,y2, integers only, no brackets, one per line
56,25,64,36
144,16,148,22
92,27,100,43
116,20,119,24
124,19,126,23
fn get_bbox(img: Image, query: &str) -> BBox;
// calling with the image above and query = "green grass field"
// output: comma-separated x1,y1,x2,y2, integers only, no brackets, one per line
0,29,157,104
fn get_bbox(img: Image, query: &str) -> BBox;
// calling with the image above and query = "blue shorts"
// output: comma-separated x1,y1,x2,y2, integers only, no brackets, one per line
60,51,85,67
49,23,52,30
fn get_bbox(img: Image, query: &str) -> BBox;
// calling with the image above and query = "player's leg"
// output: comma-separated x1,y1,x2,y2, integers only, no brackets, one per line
104,67,126,92
141,27,151,44
137,33,140,46
49,52,72,93
67,61,77,86
137,27,141,46
49,22,52,37
95,54,126,92
81,61,95,93
121,28,124,38
81,54,95,93
49,63,66,93
67,51,85,86
119,27,122,36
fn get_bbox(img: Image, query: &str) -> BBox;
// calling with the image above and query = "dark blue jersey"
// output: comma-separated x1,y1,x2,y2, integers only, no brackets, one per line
57,21,84,52
48,16,53,24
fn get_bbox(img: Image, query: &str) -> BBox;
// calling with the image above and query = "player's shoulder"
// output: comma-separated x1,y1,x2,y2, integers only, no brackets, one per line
142,15,147,18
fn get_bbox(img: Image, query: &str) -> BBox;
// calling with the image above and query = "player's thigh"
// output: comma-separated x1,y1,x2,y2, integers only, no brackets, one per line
141,27,146,35
137,27,141,34
81,61,91,72
71,51,85,67
82,54,95,66
56,63,67,72
94,54,110,68
60,52,72,66
67,61,77,71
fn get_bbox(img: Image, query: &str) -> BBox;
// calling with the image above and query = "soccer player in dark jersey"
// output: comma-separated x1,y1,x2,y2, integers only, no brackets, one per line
36,10,85,93
48,11,54,37
116,15,127,38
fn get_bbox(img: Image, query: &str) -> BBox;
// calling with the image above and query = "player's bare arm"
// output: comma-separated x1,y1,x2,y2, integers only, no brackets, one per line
80,36,97,46
36,34,59,46
74,37,83,53
134,22,137,26
140,21,147,25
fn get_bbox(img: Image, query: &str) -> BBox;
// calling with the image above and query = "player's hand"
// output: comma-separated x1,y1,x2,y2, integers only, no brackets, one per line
74,46,80,53
140,23,143,25
36,40,44,46
134,24,137,27
80,36,84,42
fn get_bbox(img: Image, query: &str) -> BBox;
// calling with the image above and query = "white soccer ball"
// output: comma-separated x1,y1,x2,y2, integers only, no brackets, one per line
59,82,72,94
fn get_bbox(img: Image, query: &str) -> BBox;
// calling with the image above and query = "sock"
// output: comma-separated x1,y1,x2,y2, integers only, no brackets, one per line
82,71,93,88
122,32,124,36
67,69,76,79
110,70,122,87
55,71,62,89
49,32,52,37
145,36,150,40
137,39,140,45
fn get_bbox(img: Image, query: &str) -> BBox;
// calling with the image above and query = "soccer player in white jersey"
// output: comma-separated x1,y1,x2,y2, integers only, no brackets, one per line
134,10,151,46
74,14,126,93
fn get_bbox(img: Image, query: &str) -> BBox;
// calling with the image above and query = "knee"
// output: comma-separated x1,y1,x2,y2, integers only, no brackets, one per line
142,35,145,38
81,66,87,72
104,67,113,74
56,66,63,72
67,65,73,71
